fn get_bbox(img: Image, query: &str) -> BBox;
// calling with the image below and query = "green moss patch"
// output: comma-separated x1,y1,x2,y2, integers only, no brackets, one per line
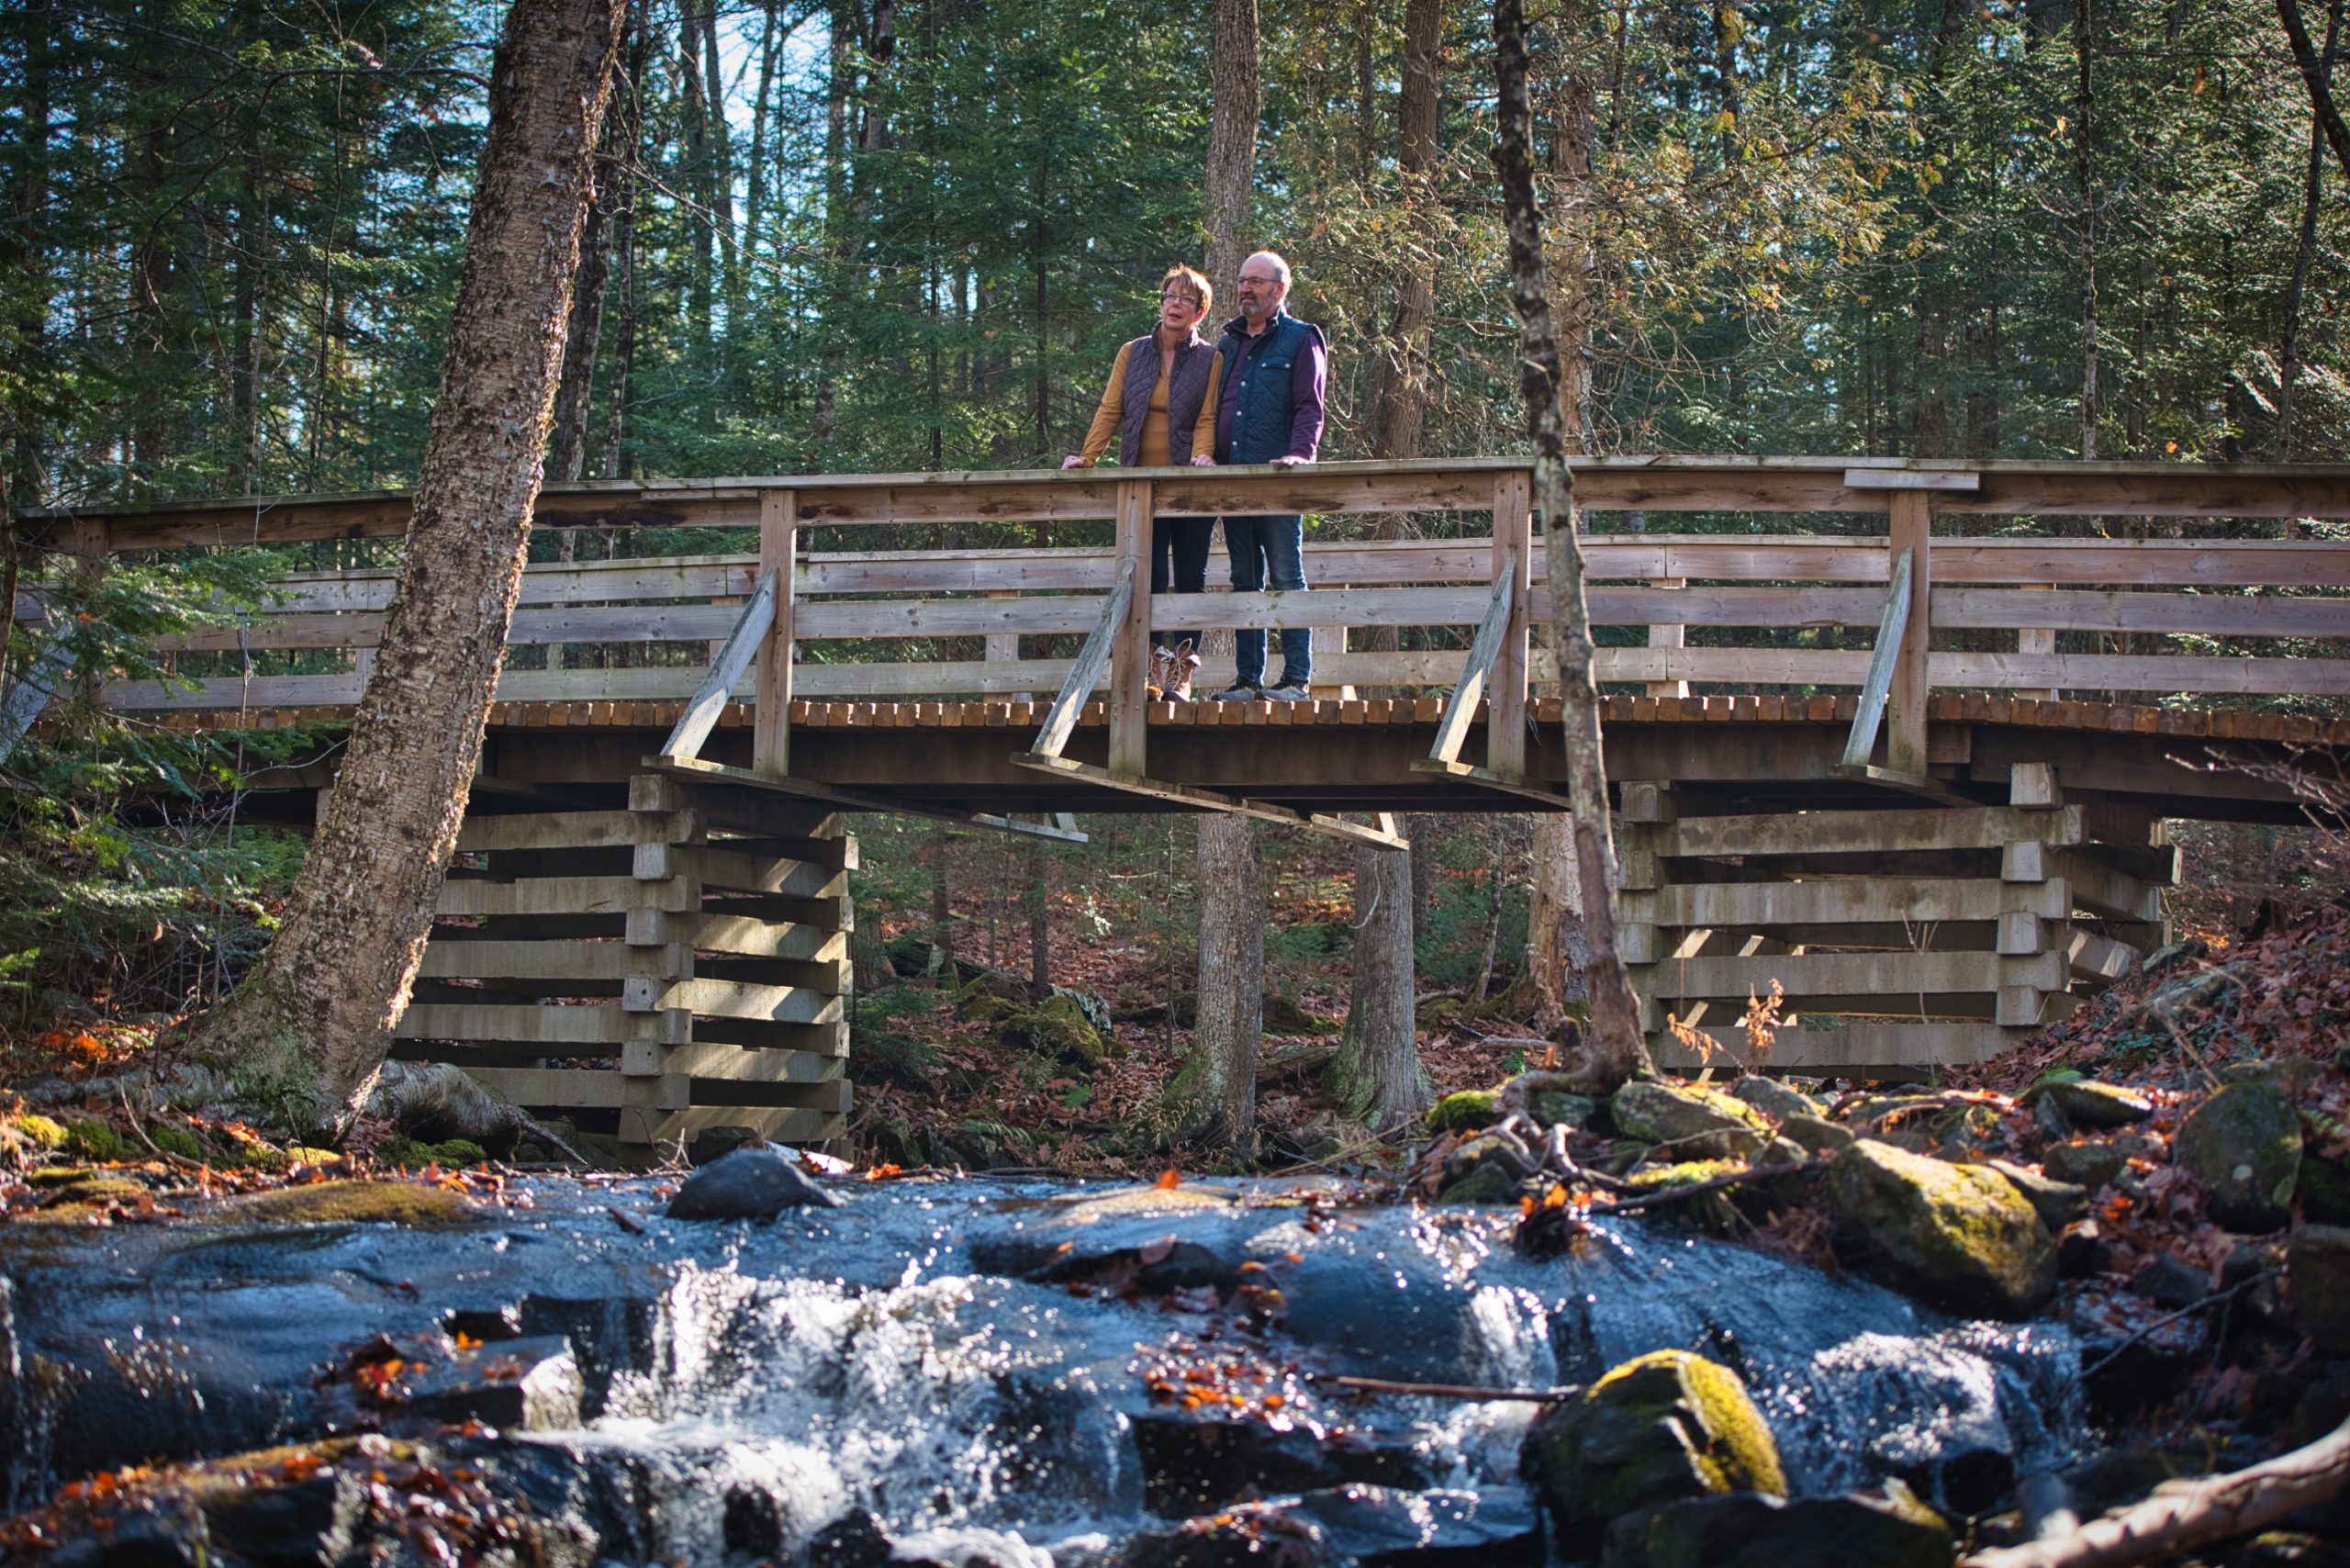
209,1181,475,1228
1425,1089,1501,1135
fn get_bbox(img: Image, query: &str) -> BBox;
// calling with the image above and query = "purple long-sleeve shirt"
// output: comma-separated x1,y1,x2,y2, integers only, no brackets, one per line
1214,312,1327,462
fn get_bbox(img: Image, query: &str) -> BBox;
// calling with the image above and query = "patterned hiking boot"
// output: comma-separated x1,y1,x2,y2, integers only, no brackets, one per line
1163,639,1202,702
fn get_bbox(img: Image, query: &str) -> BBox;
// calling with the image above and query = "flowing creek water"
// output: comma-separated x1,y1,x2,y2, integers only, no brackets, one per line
0,1175,2086,1563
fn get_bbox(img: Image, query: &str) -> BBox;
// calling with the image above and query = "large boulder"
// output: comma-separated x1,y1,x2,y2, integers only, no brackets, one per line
991,992,1109,1067
2175,1081,2302,1233
2291,1225,2350,1353
1731,1076,1819,1125
666,1145,844,1220
1526,1350,1784,1545
1828,1140,2056,1316
1612,1082,1771,1160
1426,1089,1502,1135
1618,1488,1953,1568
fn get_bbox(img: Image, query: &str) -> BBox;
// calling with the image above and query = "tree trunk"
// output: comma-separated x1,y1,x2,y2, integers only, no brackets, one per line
2277,0,2341,458
1203,0,1260,299
193,0,626,1137
1332,843,1428,1130
1186,814,1263,1154
2074,0,2098,459
2278,0,2350,190
926,827,955,981
1371,0,1442,462
600,5,647,479
1493,0,1655,1091
545,73,621,483
1026,834,1051,991
1528,812,1588,1012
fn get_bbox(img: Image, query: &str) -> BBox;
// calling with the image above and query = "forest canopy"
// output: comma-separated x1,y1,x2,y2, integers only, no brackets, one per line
0,0,2344,512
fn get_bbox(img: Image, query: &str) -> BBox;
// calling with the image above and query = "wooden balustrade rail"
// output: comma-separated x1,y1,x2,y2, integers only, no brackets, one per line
17,458,2350,791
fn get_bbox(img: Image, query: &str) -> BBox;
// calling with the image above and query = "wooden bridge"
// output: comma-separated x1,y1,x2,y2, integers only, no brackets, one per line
25,456,2350,1147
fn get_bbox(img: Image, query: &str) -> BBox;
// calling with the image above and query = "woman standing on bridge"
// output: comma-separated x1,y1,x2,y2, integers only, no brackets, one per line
1062,264,1225,701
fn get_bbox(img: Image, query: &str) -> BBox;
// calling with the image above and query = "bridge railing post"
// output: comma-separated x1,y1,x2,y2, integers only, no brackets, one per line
1487,468,1533,778
1109,479,1153,776
754,487,797,777
1886,487,1933,777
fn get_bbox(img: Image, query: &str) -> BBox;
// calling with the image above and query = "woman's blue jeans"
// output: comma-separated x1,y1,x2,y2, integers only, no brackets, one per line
1223,513,1311,689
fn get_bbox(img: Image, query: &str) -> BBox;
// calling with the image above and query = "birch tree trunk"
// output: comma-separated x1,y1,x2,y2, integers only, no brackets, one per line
1492,0,1655,1090
195,0,626,1137
1331,844,1428,1130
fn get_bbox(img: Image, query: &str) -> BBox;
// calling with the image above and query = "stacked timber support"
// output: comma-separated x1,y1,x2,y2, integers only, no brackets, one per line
1622,772,2175,1079
391,771,852,1148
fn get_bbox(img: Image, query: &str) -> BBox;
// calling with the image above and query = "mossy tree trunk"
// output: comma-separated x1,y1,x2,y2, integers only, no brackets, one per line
1331,842,1429,1130
1492,0,1656,1092
192,0,627,1137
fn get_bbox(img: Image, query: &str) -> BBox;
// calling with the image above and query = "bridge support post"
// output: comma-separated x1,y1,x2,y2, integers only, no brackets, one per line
1109,480,1153,777
1488,470,1533,777
753,488,797,777
1886,489,1933,777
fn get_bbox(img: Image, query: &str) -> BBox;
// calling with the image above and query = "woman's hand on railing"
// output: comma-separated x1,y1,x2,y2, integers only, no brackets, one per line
1191,454,1216,466
1060,455,1087,470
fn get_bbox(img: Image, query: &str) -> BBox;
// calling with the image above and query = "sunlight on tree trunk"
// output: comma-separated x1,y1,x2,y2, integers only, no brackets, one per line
1493,0,1655,1092
1332,842,1429,1131
1182,813,1263,1156
192,0,627,1137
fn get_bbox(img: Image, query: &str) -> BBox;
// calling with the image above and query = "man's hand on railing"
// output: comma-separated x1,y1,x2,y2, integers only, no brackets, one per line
1269,454,1310,467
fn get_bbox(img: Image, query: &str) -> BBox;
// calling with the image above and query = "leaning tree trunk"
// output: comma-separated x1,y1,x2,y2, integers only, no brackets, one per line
1183,814,1264,1154
1492,0,1655,1091
1331,843,1429,1130
195,0,626,1137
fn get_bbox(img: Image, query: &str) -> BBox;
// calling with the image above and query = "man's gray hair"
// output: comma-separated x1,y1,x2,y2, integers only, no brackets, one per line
1245,250,1292,287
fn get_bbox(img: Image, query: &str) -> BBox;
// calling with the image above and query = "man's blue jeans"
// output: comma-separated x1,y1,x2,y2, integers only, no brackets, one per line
1224,513,1311,689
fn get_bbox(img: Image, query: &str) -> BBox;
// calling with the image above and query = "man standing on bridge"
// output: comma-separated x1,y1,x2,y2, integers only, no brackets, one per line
1196,250,1327,702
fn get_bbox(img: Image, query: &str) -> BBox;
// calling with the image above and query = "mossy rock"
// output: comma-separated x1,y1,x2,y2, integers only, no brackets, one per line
2042,1139,2130,1192
1779,1114,1854,1156
1528,1350,1785,1541
13,1114,66,1150
1262,994,1339,1035
960,992,1022,1026
2024,1079,2154,1129
208,1180,475,1228
1730,1076,1818,1125
1626,1159,1745,1234
2175,1081,2301,1233
990,992,1108,1067
1828,1140,2056,1317
433,1139,488,1167
1532,1091,1599,1129
1623,1486,1953,1568
2302,1150,2350,1227
62,1117,134,1163
35,1174,151,1212
1426,1089,1502,1135
149,1124,204,1160
1443,1132,1528,1190
1612,1082,1770,1160
883,933,934,978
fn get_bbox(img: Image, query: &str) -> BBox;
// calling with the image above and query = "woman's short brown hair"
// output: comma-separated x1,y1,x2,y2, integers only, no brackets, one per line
1161,263,1214,317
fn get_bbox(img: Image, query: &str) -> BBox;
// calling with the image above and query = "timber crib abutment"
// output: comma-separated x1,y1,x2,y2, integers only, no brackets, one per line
383,772,853,1149
1620,769,2177,1079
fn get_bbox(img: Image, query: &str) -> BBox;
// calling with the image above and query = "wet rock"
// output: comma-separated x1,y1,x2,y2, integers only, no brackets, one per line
1442,1132,1531,1189
1291,1484,1542,1566
1616,1486,1954,1568
1526,1350,1785,1540
1611,1082,1770,1161
2129,1255,2210,1311
2042,1139,2129,1191
1125,1502,1334,1568
42,1512,208,1567
1828,1140,2056,1317
2238,1532,2350,1568
1424,1090,1500,1135
201,1474,355,1566
2302,1150,2350,1226
1432,1161,1521,1206
2058,1220,2113,1279
723,1485,786,1561
1778,1114,1853,1155
664,1144,844,1219
1129,1413,1427,1516
687,1125,761,1166
808,1508,895,1568
1731,1076,1818,1124
2175,1081,2301,1233
2290,1226,2350,1352
2024,1079,2154,1130
442,1304,523,1342
402,1335,582,1430
1987,1160,2090,1232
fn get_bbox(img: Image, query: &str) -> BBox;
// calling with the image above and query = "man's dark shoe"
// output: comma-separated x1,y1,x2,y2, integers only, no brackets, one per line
1262,681,1311,702
1207,683,1260,702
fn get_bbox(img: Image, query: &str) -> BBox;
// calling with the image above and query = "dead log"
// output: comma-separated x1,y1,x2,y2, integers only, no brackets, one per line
1960,1416,2350,1568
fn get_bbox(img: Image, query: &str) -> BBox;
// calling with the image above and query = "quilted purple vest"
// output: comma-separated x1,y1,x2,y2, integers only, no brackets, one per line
1118,331,1218,466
